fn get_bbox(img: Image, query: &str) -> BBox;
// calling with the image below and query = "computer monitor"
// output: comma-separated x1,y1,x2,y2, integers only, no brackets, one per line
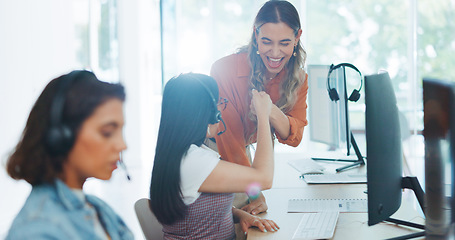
307,65,349,151
307,65,364,172
423,78,455,237
365,72,425,238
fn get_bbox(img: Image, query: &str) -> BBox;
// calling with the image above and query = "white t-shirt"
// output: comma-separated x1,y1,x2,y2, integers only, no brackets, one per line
180,144,220,205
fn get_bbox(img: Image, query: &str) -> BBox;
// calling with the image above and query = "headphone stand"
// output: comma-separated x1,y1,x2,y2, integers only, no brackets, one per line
315,63,366,172
335,132,365,172
312,132,365,172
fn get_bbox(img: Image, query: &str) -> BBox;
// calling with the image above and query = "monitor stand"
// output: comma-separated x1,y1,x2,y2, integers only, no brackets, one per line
384,176,425,240
312,132,365,172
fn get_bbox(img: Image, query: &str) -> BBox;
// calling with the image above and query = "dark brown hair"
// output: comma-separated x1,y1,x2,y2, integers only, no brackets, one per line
6,70,125,186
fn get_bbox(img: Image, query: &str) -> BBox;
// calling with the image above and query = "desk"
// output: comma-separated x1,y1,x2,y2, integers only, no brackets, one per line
246,153,425,239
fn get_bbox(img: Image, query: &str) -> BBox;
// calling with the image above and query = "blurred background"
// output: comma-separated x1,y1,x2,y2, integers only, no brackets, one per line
1,0,454,238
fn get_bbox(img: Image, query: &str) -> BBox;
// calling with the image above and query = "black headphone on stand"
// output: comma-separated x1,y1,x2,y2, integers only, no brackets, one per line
327,63,363,102
194,78,226,135
46,70,84,156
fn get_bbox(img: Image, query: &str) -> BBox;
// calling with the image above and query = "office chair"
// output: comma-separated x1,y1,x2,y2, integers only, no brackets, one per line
134,198,164,240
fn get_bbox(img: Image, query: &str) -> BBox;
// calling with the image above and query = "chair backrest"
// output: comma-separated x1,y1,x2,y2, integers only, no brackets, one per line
134,198,164,240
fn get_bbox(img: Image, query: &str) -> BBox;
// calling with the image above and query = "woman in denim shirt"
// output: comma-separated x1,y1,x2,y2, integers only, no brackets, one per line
5,70,133,240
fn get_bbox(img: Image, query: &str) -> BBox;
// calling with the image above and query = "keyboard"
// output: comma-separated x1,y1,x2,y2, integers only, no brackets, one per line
302,173,367,184
288,158,325,174
292,211,339,240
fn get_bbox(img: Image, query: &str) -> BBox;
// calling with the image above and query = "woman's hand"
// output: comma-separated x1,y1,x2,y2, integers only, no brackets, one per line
233,207,279,235
250,89,291,139
241,192,268,215
251,89,272,120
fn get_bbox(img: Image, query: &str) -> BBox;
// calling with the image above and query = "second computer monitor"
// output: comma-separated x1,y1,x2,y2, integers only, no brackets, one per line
423,78,455,236
307,65,350,154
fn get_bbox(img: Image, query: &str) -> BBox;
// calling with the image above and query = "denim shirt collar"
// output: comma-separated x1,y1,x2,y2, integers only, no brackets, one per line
54,179,134,239
54,179,86,211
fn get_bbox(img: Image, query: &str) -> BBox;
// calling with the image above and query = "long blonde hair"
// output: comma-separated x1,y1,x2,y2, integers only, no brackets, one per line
240,0,306,142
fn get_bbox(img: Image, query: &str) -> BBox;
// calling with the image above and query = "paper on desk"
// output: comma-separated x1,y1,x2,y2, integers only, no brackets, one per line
288,198,367,212
302,173,367,184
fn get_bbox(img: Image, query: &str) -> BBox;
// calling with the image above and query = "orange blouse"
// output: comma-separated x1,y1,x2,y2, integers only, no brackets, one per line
210,52,309,166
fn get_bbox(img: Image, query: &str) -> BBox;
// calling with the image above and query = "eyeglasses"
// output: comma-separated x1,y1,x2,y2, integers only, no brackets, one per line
217,97,229,111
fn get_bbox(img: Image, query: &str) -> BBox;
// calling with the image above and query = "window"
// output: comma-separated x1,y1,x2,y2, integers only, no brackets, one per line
161,0,295,83
73,0,119,82
160,0,455,163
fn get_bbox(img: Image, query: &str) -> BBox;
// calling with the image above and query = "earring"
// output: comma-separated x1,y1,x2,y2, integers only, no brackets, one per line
293,52,297,57
207,126,211,136
256,50,260,55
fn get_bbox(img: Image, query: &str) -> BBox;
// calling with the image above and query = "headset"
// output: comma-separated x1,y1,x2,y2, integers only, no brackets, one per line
46,70,132,181
194,78,226,135
46,70,83,156
326,63,363,102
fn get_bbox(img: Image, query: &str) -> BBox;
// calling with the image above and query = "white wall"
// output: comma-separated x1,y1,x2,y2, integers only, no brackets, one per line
0,0,78,235
0,0,77,158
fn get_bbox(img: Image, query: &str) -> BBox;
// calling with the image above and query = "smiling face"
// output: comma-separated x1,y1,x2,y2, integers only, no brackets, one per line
63,98,126,189
256,22,302,78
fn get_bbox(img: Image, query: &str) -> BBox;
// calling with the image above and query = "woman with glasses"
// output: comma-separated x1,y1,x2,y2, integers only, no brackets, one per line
209,0,308,214
5,70,133,239
150,73,279,239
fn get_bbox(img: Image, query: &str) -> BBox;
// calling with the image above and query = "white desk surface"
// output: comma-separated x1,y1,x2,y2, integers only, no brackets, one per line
271,152,366,189
246,152,425,240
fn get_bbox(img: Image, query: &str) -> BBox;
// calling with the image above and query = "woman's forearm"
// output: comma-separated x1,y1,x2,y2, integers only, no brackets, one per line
251,113,274,189
269,104,290,139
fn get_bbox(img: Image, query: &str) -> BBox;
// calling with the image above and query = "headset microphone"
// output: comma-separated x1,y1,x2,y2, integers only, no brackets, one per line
119,152,131,181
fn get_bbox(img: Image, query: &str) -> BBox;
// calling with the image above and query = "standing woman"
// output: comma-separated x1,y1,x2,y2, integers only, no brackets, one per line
6,70,133,239
210,0,308,214
150,73,279,239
